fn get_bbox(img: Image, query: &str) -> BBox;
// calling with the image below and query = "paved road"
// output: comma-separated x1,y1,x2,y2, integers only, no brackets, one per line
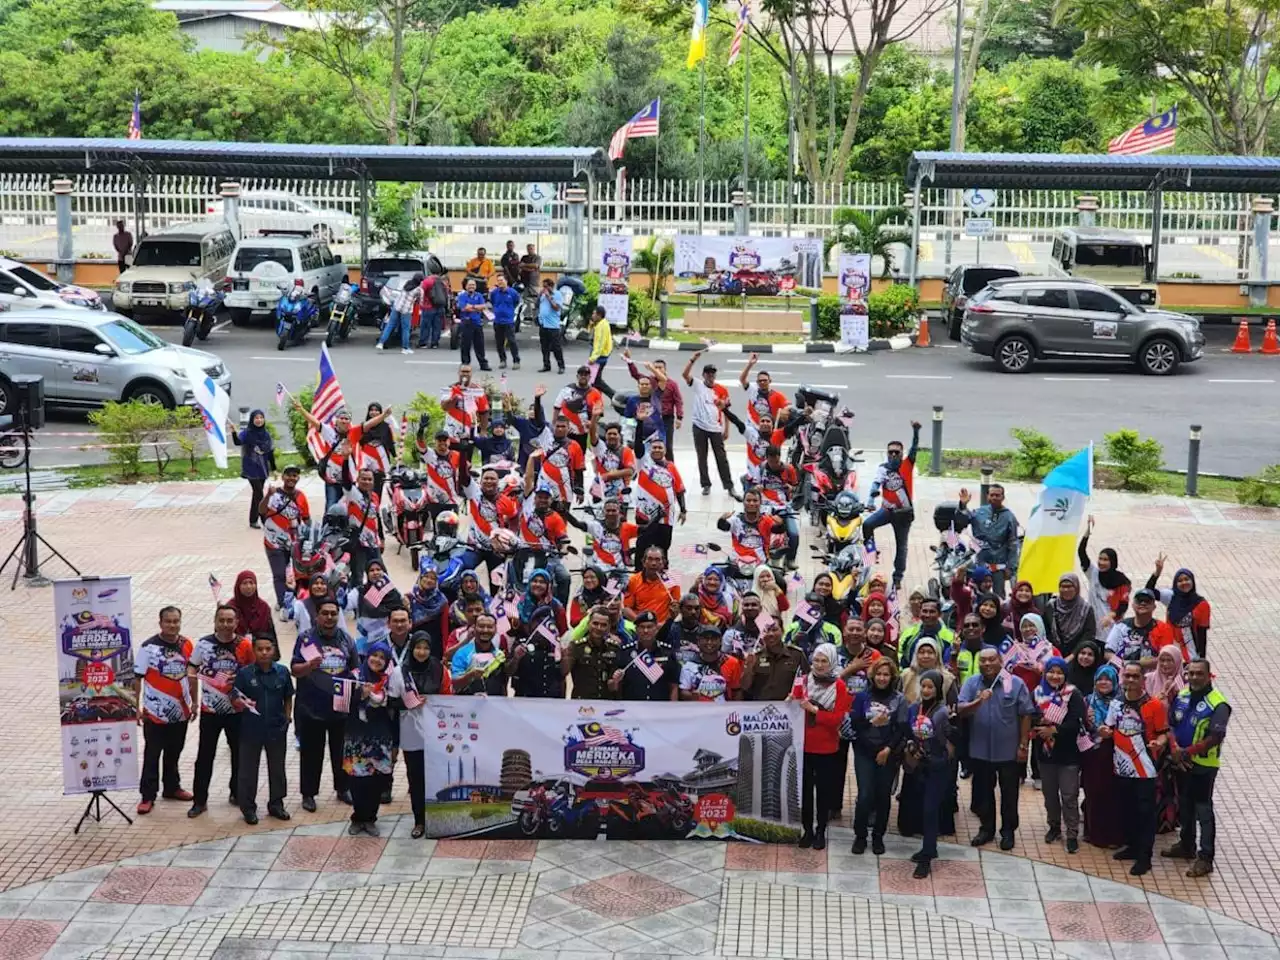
20,315,1280,477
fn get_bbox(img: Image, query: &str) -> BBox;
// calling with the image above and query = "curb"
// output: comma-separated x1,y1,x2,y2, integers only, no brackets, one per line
623,334,912,354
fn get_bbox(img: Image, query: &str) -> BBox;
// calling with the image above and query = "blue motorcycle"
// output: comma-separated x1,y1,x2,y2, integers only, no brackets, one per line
275,282,318,351
182,279,223,347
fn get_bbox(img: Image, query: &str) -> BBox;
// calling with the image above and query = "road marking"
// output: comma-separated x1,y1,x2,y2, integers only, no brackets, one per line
770,382,846,389
1208,378,1275,383
210,320,232,334
1006,241,1037,265
405,360,466,365
723,358,822,366
1196,244,1237,269
249,355,312,362
884,374,952,380
1042,377,1111,382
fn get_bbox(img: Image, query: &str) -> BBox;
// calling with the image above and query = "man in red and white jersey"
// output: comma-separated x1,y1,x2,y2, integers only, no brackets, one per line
133,606,196,814
438,364,490,451
258,465,311,614
343,468,382,584
420,431,467,506
554,365,604,451
537,415,586,505
575,499,638,570
738,353,788,427
459,464,521,585
716,489,783,568
588,419,636,504
519,451,572,603
632,438,687,567
754,444,800,569
744,412,786,476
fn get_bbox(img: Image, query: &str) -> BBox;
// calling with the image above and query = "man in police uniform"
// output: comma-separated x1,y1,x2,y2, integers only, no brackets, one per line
562,608,621,699
611,612,679,701
1163,658,1230,877
743,618,809,701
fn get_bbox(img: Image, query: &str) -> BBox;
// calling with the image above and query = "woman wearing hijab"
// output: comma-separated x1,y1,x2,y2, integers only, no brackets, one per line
1046,574,1097,656
516,569,568,637
1004,580,1041,632
358,402,396,498
694,568,735,629
1148,557,1210,658
387,632,451,838
814,573,844,626
1067,640,1102,695
903,586,927,628
1079,517,1131,636
1146,643,1185,836
1033,656,1086,853
900,638,955,705
897,641,957,843
976,593,1009,648
449,571,491,627
864,619,894,660
408,567,450,659
904,669,952,879
1080,663,1125,847
850,659,908,855
294,572,356,638
1001,612,1059,787
753,566,790,623
232,409,276,528
356,560,403,654
789,643,851,850
231,570,276,641
343,639,396,836
949,564,995,627
860,591,896,650
571,566,609,625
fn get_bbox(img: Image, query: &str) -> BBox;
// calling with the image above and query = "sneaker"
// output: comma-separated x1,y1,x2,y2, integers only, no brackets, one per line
999,835,1015,851
1187,857,1214,878
913,860,931,879
163,789,194,802
512,362,521,370
871,837,885,856
1066,838,1079,854
479,365,492,372
499,361,508,370
301,796,317,813
851,836,867,855
702,486,712,496
402,348,414,355
365,822,381,837
812,832,826,851
243,810,259,825
278,606,290,622
538,366,552,373
557,368,566,375
249,521,260,529
1044,826,1062,843
136,800,153,815
348,822,364,836
267,804,291,821
1162,844,1196,860
187,803,206,819
1113,847,1137,861
375,343,385,351
1130,859,1152,877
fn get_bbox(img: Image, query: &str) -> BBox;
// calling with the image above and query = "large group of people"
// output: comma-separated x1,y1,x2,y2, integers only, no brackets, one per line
131,359,1229,883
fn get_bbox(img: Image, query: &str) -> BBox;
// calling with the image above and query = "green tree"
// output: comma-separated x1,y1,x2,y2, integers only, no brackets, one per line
822,207,912,278
632,236,673,301
980,0,1082,68
1016,60,1100,152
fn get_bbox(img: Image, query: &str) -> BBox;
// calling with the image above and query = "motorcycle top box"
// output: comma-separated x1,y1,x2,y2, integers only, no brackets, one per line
932,501,971,534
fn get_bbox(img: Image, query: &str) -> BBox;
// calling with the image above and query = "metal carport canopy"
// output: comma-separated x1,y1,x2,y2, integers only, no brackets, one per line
0,137,613,182
906,151,1280,193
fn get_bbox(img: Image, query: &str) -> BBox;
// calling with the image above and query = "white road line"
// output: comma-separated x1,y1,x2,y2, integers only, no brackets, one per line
884,374,953,380
210,319,232,334
249,356,313,362
1208,378,1276,383
1042,377,1111,382
404,360,466,365
770,382,846,389
722,358,823,366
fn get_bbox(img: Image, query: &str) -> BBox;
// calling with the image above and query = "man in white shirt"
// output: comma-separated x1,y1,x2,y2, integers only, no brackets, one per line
681,350,737,497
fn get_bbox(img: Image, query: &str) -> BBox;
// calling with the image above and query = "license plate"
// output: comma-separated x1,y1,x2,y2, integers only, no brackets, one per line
137,298,163,307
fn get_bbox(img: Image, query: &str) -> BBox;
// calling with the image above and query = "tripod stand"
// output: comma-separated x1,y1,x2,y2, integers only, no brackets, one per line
0,425,78,588
74,789,134,834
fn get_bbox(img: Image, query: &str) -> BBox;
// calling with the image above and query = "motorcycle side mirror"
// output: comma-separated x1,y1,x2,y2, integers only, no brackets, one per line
705,542,722,552
564,546,579,555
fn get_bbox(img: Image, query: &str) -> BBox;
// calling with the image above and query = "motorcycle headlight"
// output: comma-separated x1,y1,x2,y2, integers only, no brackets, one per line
169,281,195,294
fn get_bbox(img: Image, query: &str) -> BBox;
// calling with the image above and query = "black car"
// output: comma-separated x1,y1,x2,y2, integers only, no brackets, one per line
942,264,1022,340
353,251,447,324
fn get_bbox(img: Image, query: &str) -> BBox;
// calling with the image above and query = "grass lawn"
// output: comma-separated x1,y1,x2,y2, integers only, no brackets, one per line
659,330,808,345
56,455,243,489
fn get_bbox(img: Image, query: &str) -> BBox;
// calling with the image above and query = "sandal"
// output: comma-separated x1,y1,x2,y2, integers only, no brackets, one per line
411,824,426,839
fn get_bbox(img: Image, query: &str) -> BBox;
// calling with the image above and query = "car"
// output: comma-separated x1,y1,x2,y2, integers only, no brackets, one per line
112,221,238,320
0,307,232,413
224,234,348,325
0,257,106,312
208,190,357,244
353,251,447,324
941,263,1022,340
960,277,1205,376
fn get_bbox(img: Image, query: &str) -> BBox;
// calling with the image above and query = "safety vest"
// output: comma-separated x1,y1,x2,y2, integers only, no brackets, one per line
1170,686,1227,768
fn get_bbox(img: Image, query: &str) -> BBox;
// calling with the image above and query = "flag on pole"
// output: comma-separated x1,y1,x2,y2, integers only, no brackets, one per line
631,651,665,684
1018,444,1093,593
608,99,661,161
306,344,347,462
728,2,749,65
188,367,231,469
126,91,142,140
687,0,709,67
274,382,286,407
209,572,222,603
333,677,353,713
1108,106,1177,155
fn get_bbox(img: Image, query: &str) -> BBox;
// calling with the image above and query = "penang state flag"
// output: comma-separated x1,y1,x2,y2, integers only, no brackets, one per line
1019,444,1093,594
188,367,231,469
687,0,709,68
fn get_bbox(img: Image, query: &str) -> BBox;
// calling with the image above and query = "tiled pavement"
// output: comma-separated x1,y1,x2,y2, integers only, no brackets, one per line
1,457,1279,959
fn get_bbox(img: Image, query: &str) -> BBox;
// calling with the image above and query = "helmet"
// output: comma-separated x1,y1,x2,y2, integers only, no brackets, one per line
434,510,460,538
833,491,859,520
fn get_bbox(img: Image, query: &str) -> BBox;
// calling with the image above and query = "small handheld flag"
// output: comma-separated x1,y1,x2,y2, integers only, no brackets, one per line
333,677,353,713
632,650,665,684
274,382,287,407
402,686,425,710
209,572,222,603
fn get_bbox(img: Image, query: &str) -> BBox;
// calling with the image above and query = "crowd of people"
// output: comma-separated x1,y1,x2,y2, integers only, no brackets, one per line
130,361,1229,881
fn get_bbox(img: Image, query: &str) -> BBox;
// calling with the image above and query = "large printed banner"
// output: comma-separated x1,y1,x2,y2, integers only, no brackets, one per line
54,577,139,796
599,234,633,329
837,252,872,350
673,236,823,296
422,697,806,842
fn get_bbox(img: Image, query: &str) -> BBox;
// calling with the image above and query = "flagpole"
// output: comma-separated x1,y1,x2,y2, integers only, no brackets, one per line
654,98,661,225
698,60,706,237
742,24,750,201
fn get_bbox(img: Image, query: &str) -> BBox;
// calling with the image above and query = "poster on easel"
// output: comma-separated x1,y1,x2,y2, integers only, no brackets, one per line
55,577,139,796
599,234,633,329
837,253,872,351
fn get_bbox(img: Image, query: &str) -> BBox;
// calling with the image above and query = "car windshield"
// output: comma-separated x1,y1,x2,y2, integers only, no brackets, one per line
11,265,57,291
366,258,424,274
133,241,202,268
100,318,165,355
964,268,1019,294
234,247,295,272
1075,243,1146,267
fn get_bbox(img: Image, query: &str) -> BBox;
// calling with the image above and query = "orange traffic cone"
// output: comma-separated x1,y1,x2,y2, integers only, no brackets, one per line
915,315,932,347
1232,318,1253,353
1260,318,1280,355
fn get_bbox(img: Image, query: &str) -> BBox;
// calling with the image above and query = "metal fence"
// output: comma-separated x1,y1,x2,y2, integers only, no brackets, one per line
0,173,1263,278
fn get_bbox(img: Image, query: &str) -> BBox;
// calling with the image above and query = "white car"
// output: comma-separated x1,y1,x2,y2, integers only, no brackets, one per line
208,191,356,244
224,235,348,325
0,257,105,311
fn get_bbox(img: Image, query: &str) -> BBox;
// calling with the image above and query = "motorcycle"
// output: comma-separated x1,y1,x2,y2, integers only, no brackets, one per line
516,783,552,837
556,275,588,340
418,511,471,599
927,500,975,624
326,282,357,347
182,279,222,347
822,489,868,555
703,506,794,597
381,464,431,571
275,280,319,351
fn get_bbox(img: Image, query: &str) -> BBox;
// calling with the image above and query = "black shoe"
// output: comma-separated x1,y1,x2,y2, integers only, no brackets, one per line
249,521,260,529
411,824,426,839
301,796,317,813
812,832,826,851
1044,826,1062,843
380,789,392,804
1066,838,1079,854
1113,847,1137,861
701,486,712,496
243,810,259,825
557,368,566,375
1130,859,1152,876
910,850,930,863
479,365,493,372
228,792,238,806
971,831,994,847
871,837,885,856
913,860,931,880
1162,844,1196,860
851,836,867,855
268,804,291,821
187,803,206,818
798,831,813,849
959,766,972,780
999,834,1015,851
538,367,551,373
338,790,352,805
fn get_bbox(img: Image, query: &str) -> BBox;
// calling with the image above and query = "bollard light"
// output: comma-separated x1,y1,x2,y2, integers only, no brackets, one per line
979,465,994,507
1186,424,1203,497
930,405,944,477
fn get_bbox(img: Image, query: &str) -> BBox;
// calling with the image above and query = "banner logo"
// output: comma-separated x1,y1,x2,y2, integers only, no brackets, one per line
563,721,645,779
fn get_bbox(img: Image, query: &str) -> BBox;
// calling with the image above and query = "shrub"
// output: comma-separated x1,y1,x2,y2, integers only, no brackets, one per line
87,400,195,481
867,284,920,338
401,392,445,465
1238,464,1280,507
629,289,658,336
1009,427,1067,480
286,384,318,467
727,817,802,843
1104,429,1165,491
816,295,842,339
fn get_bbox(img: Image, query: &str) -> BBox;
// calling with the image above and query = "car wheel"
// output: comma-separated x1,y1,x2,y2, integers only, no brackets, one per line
230,308,252,327
1138,337,1180,376
994,335,1034,374
0,377,13,418
948,311,961,342
124,382,175,408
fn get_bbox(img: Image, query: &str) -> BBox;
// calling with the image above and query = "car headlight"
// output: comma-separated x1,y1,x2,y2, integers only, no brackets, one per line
169,282,195,294
115,282,131,293
203,364,225,378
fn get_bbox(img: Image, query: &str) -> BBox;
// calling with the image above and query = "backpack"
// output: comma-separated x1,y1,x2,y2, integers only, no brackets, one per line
428,274,450,308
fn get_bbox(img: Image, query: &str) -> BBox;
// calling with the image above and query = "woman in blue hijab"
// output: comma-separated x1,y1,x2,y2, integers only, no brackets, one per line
232,409,276,528
1080,663,1124,848
343,639,396,836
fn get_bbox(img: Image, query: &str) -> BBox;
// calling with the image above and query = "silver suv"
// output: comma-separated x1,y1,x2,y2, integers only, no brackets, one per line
961,277,1205,375
0,308,231,414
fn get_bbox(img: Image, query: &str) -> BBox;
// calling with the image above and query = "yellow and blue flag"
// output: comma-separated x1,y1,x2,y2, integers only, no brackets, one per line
1018,444,1093,594
687,0,709,68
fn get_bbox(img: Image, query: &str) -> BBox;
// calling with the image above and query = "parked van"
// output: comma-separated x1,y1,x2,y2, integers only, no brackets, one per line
1049,226,1158,306
224,234,347,325
113,221,237,319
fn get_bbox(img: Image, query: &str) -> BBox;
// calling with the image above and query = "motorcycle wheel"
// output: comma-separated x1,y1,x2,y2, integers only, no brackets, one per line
547,816,566,837
277,334,288,351
518,811,542,837
196,316,214,341
409,545,421,572
0,435,25,469
182,319,197,348
326,324,336,348
670,814,690,833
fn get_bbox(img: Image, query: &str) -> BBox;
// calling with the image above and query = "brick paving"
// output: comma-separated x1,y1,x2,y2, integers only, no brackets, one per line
0,462,1278,958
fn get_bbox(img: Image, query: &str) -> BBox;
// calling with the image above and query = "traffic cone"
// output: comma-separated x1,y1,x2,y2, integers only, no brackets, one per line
1261,319,1280,355
1231,318,1252,353
915,315,932,348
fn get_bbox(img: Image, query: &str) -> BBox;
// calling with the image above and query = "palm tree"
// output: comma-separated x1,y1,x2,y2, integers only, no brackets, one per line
633,236,675,301
823,207,913,279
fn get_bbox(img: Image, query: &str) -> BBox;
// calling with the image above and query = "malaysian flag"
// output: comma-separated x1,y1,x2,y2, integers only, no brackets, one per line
208,572,222,603
126,91,142,140
608,100,661,161
1039,696,1069,727
585,725,631,746
333,677,353,713
306,344,347,461
728,2,749,65
1108,106,1177,155
632,650,665,684
402,683,425,710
